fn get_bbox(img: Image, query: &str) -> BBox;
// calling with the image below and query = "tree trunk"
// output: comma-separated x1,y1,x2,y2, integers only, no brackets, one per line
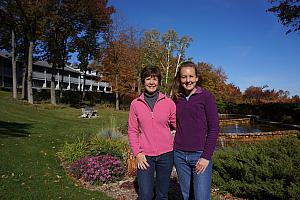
137,71,141,95
59,64,65,104
21,64,27,99
50,66,56,105
175,53,182,76
82,70,87,102
166,47,170,86
21,40,29,99
27,41,33,104
115,91,119,110
59,43,67,103
169,53,182,97
11,29,17,100
1,60,4,87
115,73,119,110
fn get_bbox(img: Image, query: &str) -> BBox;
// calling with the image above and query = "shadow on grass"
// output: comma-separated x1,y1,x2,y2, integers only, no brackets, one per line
0,121,31,138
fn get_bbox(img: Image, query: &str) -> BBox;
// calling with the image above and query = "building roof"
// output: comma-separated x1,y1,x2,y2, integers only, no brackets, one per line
0,50,99,77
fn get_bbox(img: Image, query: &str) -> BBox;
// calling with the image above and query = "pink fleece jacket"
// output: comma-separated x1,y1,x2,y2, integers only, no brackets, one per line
128,92,176,156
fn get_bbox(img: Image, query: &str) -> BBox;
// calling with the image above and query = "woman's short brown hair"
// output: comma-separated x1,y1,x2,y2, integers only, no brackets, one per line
141,66,162,85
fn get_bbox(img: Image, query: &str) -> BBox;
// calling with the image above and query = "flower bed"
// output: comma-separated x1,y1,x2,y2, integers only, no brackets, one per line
69,154,125,185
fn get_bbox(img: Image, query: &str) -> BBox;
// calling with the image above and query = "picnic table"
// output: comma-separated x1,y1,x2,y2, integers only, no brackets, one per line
81,107,97,118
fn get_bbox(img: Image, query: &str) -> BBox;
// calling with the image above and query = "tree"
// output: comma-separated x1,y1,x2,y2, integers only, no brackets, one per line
174,35,193,76
162,29,178,86
262,88,280,102
223,83,243,104
11,29,17,99
277,89,290,101
2,0,114,105
101,19,141,110
242,85,294,103
41,0,83,105
0,0,21,100
140,29,163,71
41,1,62,105
267,0,300,34
12,0,49,104
198,62,228,101
290,94,300,103
71,0,114,103
141,29,192,93
243,85,268,104
127,27,143,95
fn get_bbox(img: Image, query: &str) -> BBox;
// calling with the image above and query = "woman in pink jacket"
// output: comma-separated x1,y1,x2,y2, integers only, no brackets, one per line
128,66,176,200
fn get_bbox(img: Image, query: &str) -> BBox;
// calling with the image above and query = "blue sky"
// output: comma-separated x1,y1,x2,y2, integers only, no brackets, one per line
108,0,300,96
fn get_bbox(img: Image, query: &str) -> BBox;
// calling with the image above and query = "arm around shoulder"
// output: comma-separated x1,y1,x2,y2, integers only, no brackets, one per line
168,98,176,130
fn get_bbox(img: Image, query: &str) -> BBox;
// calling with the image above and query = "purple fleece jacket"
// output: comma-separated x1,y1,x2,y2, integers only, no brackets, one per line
174,87,219,160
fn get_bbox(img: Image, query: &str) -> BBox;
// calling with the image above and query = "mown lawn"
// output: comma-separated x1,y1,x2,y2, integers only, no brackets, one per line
0,91,128,200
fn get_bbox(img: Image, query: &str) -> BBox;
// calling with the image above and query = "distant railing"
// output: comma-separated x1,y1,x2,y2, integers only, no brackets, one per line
32,71,111,92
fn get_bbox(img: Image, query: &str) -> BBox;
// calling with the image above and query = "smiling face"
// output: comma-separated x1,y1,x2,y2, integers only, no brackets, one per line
179,66,198,96
144,76,159,94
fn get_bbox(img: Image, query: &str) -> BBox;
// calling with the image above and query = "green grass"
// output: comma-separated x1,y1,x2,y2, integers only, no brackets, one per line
0,91,128,200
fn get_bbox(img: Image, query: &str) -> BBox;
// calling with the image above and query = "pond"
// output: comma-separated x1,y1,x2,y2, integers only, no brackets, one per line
220,122,287,134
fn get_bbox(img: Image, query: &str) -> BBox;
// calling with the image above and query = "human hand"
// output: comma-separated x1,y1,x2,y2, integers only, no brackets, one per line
171,130,176,137
135,152,149,170
195,158,209,174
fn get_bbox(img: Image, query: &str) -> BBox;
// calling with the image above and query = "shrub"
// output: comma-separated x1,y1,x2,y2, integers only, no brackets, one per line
57,137,88,163
59,130,130,178
88,132,129,164
118,121,128,135
281,114,294,124
69,154,125,184
96,129,126,140
212,136,300,200
228,103,300,125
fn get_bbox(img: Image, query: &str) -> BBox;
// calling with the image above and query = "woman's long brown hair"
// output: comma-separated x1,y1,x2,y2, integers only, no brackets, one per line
170,61,201,102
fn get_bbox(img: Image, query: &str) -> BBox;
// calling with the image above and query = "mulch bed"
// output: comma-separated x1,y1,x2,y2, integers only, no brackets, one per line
61,159,245,200
69,174,245,200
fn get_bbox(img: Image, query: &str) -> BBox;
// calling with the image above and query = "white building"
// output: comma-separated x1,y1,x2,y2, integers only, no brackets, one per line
0,51,111,93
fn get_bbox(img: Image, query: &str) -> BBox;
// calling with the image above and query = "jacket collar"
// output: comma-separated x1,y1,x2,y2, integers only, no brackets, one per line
180,86,203,97
137,91,166,102
195,86,203,94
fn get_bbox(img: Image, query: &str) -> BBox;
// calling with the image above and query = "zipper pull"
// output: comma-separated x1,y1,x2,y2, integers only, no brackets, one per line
151,112,154,119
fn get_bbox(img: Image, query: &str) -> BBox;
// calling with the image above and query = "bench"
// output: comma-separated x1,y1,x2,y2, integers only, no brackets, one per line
81,107,97,118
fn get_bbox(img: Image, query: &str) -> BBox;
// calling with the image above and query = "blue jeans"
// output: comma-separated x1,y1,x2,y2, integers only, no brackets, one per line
137,151,174,200
174,150,212,200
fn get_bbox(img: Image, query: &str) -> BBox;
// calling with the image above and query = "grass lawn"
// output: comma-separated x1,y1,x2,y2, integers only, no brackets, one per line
0,91,128,200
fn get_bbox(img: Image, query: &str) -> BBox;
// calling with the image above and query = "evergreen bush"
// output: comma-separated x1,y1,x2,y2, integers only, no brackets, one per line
212,136,300,199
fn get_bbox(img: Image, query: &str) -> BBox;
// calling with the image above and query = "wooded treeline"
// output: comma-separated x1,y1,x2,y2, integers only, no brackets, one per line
0,0,114,105
1,0,299,109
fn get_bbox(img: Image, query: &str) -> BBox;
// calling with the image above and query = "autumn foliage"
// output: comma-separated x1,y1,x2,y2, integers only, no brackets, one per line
1,1,298,107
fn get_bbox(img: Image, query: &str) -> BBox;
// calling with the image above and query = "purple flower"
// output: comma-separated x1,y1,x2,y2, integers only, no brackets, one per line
69,154,124,184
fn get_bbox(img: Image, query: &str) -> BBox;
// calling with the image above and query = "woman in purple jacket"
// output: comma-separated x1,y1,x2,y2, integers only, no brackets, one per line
171,61,219,200
128,66,176,200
